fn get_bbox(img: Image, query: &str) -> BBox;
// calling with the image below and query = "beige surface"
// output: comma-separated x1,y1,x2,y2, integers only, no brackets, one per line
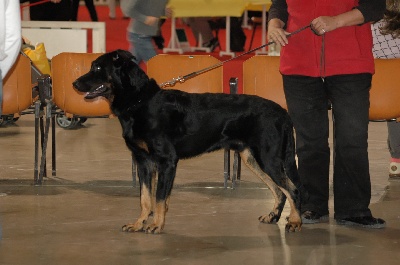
0,113,398,265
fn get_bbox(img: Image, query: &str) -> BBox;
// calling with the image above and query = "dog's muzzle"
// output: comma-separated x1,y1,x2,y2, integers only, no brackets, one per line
84,84,109,99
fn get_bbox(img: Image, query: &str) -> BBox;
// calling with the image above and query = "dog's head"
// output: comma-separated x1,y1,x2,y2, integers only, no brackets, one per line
73,49,149,101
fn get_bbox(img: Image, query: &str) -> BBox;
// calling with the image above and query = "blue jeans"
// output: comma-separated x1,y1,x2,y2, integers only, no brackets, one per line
127,32,157,64
282,73,373,219
0,68,3,116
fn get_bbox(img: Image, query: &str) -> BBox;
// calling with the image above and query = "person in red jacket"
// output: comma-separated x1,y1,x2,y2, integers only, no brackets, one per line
267,0,386,228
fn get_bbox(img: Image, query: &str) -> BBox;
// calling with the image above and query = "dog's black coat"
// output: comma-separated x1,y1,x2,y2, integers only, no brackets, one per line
73,50,304,233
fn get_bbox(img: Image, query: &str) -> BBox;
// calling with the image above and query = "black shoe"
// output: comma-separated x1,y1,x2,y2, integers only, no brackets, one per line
336,216,386,228
301,211,329,224
203,38,219,52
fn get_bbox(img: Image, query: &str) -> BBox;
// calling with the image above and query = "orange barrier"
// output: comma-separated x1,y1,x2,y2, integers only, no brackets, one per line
2,54,33,116
369,58,400,121
147,54,223,93
242,55,286,109
51,53,111,117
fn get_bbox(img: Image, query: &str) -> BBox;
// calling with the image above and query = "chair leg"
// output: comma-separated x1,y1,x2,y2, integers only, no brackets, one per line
34,101,40,183
224,149,231,188
232,151,241,189
51,113,56,176
38,100,53,184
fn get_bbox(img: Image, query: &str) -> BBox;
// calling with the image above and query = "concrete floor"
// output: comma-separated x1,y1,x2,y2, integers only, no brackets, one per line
0,114,399,265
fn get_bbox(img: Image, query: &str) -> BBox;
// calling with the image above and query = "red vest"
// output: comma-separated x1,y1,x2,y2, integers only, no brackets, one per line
280,0,374,77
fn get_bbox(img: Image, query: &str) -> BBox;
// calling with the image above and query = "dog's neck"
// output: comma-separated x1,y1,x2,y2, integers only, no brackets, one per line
111,79,160,116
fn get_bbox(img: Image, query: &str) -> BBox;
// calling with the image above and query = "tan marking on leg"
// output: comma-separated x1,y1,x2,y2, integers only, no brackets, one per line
136,140,149,153
279,183,302,232
151,170,157,213
122,184,152,232
240,149,301,231
146,199,168,234
240,149,284,221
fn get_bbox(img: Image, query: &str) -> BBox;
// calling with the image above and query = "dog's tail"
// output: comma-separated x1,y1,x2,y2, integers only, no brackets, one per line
282,121,309,202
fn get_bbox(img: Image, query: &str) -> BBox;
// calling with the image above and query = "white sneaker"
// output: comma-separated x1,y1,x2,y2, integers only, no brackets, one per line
389,162,400,178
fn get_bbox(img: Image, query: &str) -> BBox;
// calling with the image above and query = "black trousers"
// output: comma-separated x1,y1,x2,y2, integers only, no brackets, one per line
282,73,373,219
71,0,98,21
29,0,72,21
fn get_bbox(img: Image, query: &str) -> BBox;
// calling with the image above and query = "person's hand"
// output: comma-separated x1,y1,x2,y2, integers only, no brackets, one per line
311,16,339,35
268,22,289,46
145,16,159,26
165,7,173,18
51,0,62,3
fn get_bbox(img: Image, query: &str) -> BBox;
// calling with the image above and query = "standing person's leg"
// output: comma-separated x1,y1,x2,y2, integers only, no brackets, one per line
128,32,157,65
327,73,385,227
108,0,116,19
0,69,3,117
192,18,214,44
388,121,400,177
185,17,215,46
185,18,200,44
50,0,73,21
83,0,98,21
71,0,80,21
282,75,330,223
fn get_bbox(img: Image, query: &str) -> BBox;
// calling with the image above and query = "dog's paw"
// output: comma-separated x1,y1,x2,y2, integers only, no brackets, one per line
121,222,145,233
145,223,163,234
285,218,302,232
259,212,280,223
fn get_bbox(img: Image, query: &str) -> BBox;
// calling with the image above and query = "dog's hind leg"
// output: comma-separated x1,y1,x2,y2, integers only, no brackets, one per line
240,149,302,232
240,149,287,224
122,160,156,232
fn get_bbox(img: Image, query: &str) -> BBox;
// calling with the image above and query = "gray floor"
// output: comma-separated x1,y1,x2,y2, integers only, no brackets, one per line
0,113,399,265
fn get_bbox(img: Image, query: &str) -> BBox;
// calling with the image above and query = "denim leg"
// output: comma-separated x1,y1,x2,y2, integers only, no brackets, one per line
0,69,3,116
127,32,157,64
283,75,330,215
387,121,400,159
326,73,372,219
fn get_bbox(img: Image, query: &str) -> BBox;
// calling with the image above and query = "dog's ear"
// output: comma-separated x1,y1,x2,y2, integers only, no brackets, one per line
112,49,135,68
113,50,148,89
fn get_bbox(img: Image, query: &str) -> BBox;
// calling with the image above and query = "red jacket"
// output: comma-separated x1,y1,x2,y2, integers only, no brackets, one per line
269,0,386,77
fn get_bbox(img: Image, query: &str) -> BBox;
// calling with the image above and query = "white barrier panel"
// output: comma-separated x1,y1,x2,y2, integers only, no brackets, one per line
21,21,106,58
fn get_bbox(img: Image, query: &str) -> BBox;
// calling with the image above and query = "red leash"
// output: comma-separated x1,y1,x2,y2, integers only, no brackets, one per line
21,0,51,8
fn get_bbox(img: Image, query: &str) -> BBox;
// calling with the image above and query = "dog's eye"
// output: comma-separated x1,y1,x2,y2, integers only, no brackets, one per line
92,65,101,72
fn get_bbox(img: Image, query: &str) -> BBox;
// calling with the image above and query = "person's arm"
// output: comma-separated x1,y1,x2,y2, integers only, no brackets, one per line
267,0,386,46
121,0,159,26
311,8,366,35
1,0,21,78
267,0,289,46
311,0,386,35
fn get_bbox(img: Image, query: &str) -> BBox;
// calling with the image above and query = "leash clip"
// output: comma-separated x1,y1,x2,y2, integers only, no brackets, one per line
160,76,185,88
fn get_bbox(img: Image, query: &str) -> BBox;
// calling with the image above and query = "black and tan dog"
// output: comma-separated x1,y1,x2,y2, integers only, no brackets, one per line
73,50,305,233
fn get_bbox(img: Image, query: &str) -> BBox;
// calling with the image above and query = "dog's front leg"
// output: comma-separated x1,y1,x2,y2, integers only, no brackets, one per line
122,159,156,232
145,159,177,234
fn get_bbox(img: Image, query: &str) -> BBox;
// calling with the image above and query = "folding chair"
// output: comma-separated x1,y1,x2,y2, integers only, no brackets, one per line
37,53,118,184
2,53,46,183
